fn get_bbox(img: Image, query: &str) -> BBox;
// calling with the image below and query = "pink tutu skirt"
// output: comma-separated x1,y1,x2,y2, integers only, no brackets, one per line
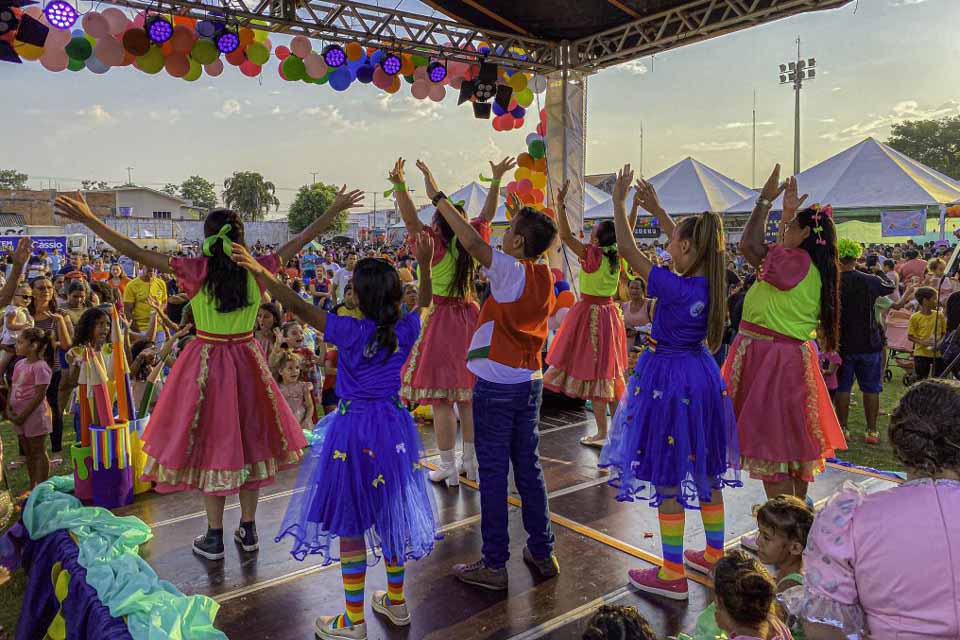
722,322,846,482
401,295,478,405
141,331,308,496
544,295,627,402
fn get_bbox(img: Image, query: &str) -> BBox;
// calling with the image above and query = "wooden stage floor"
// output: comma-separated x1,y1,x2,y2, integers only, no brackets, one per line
114,404,897,640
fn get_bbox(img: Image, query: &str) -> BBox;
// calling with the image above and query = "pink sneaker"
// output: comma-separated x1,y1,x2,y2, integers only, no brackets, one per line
627,567,688,600
683,549,718,575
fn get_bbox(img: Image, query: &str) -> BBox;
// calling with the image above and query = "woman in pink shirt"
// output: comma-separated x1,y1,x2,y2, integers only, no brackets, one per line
800,378,960,639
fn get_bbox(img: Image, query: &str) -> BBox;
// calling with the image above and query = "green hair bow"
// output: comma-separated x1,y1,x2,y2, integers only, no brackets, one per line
202,223,234,257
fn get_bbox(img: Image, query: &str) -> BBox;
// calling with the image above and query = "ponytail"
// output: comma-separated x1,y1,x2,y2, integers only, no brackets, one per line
795,207,840,352
352,258,403,359
594,220,619,274
677,213,727,353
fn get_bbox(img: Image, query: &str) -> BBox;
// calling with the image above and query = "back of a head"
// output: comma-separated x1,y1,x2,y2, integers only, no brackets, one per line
203,209,249,313
756,494,815,547
676,212,727,352
581,605,658,640
890,378,960,476
906,249,919,259
714,550,776,628
515,207,558,259
352,258,402,357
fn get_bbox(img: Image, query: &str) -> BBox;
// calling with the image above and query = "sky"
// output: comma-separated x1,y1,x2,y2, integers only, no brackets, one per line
3,0,960,217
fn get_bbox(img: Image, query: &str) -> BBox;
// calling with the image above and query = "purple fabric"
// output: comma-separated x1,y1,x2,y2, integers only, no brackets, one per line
90,465,133,509
17,528,132,640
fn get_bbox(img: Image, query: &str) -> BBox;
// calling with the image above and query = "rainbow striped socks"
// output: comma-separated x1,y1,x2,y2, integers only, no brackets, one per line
701,501,725,564
334,536,367,628
658,511,686,581
386,557,406,605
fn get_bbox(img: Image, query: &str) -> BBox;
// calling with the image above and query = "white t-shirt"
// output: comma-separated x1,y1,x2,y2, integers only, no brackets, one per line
332,269,353,299
467,250,543,384
1,305,33,345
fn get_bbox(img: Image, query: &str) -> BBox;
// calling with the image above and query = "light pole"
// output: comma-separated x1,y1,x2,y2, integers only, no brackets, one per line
779,37,816,176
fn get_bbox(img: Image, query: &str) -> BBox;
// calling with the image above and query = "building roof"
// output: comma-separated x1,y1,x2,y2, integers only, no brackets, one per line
86,185,190,206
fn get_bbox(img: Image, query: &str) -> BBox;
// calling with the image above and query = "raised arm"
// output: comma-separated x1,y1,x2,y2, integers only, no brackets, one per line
780,175,808,239
0,240,31,308
55,193,171,274
232,245,327,333
417,160,493,269
740,165,786,269
554,180,586,259
277,185,363,264
479,157,516,222
412,230,435,309
633,178,675,239
390,158,423,235
612,165,654,281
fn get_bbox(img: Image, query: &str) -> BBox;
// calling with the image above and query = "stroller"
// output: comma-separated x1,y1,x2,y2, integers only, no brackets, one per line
884,308,915,386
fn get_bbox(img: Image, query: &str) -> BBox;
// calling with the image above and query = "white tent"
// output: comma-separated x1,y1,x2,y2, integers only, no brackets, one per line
725,137,960,213
491,181,611,223
583,157,754,219
413,181,489,224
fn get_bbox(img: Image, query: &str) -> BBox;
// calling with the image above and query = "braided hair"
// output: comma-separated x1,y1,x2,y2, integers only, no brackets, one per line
890,378,960,476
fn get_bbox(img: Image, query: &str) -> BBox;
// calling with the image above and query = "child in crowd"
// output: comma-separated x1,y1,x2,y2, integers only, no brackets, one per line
0,286,34,380
7,328,55,488
714,551,793,640
908,286,946,380
757,495,813,639
414,159,561,590
819,346,842,399
273,351,314,430
582,605,659,640
236,233,437,640
600,166,739,600
321,344,339,415
334,283,364,319
255,302,282,355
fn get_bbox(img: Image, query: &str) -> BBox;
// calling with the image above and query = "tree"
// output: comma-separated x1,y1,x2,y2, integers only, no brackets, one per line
288,183,349,234
81,179,109,190
0,169,28,190
222,171,280,221
887,115,960,180
161,183,181,196
179,175,218,210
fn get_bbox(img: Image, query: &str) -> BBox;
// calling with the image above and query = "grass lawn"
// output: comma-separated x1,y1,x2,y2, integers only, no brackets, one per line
0,367,914,637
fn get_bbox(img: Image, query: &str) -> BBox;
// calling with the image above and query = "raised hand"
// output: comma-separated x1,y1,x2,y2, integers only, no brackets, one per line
633,179,664,216
613,164,634,204
54,191,98,223
413,230,434,265
505,193,523,218
782,176,808,215
231,244,268,276
490,157,517,180
389,158,405,184
329,185,364,213
415,160,440,199
173,323,194,340
12,237,32,265
760,164,786,203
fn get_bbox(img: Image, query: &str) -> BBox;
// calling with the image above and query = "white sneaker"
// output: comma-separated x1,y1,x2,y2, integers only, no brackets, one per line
315,616,366,640
428,449,459,487
461,454,478,482
371,591,411,627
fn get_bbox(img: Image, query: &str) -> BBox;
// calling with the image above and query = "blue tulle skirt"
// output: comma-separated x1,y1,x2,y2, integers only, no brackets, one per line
275,397,440,565
599,344,741,508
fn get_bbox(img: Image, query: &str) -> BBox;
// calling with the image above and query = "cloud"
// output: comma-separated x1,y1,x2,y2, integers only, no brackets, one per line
820,99,960,142
300,105,368,131
77,104,113,125
214,99,241,119
401,97,442,121
377,93,394,112
762,130,784,139
720,121,774,129
148,109,182,124
271,106,281,115
832,87,843,92
818,118,836,123
889,0,928,6
680,141,749,152
616,60,648,76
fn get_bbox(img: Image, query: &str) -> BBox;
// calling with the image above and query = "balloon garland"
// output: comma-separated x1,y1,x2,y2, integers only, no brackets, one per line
503,108,553,218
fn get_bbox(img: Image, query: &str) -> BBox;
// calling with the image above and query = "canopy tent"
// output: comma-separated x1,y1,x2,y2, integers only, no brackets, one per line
412,181,490,225
725,137,960,213
491,181,611,223
582,157,754,219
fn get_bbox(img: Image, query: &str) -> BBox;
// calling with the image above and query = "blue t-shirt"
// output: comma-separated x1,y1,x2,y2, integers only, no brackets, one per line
302,254,319,270
118,255,136,278
648,266,709,348
324,311,420,401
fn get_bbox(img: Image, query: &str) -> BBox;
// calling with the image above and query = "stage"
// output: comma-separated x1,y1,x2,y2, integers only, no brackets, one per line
111,406,897,639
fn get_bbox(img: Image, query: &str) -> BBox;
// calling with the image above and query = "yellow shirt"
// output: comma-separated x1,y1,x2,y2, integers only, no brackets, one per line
335,305,364,320
908,310,946,358
122,277,168,331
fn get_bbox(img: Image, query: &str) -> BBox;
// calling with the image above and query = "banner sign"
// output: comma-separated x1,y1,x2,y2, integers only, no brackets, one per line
634,217,660,239
881,209,926,237
0,236,68,255
765,211,782,244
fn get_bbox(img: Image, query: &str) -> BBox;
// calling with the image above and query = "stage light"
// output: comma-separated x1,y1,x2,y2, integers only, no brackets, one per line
427,61,446,83
44,0,77,30
323,44,346,68
380,52,401,76
216,30,239,53
146,16,172,44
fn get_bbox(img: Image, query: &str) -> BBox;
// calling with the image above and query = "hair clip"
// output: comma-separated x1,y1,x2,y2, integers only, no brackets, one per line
822,204,834,219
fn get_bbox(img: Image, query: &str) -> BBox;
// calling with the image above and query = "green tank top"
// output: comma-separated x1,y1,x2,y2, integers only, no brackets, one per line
579,252,620,297
189,272,263,335
742,265,821,340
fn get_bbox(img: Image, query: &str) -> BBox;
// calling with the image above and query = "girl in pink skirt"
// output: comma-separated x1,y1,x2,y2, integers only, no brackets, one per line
55,188,362,561
391,157,514,486
544,180,638,446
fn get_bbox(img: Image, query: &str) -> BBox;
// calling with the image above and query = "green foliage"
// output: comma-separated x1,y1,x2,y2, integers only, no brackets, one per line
887,115,960,180
222,171,280,221
288,182,348,234
179,175,218,210
161,183,180,196
0,169,28,189
81,179,109,190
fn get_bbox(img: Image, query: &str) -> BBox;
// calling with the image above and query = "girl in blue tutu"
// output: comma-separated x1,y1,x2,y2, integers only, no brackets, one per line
232,232,438,640
599,165,740,602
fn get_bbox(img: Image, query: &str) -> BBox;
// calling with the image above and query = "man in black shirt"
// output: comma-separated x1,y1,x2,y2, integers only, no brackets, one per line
834,251,895,443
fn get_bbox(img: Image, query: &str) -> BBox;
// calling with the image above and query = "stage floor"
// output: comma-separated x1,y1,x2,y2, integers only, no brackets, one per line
114,405,897,640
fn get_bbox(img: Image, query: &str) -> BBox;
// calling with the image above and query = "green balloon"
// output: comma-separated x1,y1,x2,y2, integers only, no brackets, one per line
528,139,546,160
136,46,164,74
184,58,202,81
411,54,428,67
67,57,85,72
245,42,269,66
403,74,414,84
315,72,329,85
191,39,219,65
282,55,305,81
66,37,93,62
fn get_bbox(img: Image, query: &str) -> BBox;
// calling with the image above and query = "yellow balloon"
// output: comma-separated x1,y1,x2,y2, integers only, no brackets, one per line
514,167,531,182
508,72,528,92
253,29,268,43
15,42,44,60
531,202,544,211
530,172,547,189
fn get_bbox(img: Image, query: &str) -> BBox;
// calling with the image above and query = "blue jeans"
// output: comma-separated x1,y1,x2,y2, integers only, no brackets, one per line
472,378,555,569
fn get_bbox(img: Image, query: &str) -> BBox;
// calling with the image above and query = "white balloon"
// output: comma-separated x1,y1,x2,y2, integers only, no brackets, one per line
86,55,110,74
530,74,547,94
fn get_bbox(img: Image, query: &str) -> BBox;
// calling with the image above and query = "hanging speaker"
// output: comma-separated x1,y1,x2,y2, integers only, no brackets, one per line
473,102,492,119
494,85,513,111
458,79,476,106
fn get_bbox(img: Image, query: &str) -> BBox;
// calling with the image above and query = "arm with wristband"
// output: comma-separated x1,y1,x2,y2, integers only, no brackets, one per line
479,157,516,222
389,158,423,236
416,160,493,269
277,186,364,264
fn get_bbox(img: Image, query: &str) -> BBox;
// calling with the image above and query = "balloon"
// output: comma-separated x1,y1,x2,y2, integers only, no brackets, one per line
511,106,526,119
67,57,85,71
447,60,468,77
506,181,518,193
66,36,92,61
204,59,224,76
448,76,463,90
225,47,246,66
492,101,506,117
40,47,69,72
345,41,363,61
356,64,374,83
411,80,429,100
169,25,195,54
81,12,110,39
281,55,305,80
530,74,547,93
275,45,290,60
172,15,195,28
328,67,352,91
22,5,41,18
530,188,544,203
238,27,254,45
122,28,150,56
14,44,43,64
290,35,311,58
507,72,527,92
184,57,202,81
245,41,269,65
45,25,72,48
429,83,445,102
94,36,124,66
261,38,272,52
556,290,575,309
303,52,327,79
132,12,145,27
501,113,514,129
372,65,391,89
525,133,542,147
253,29,268,43
550,267,564,283
514,167,531,182
516,88,534,107
399,54,414,76
191,38,219,65
165,53,190,77
531,172,547,190
135,45,164,73
517,179,533,194
240,59,261,77
386,75,401,93
513,117,524,129
554,279,570,294
542,207,556,219
528,139,546,159
517,153,534,169
411,53,428,67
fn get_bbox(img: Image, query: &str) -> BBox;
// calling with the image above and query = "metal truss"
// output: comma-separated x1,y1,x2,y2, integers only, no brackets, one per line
93,0,560,72
569,0,854,72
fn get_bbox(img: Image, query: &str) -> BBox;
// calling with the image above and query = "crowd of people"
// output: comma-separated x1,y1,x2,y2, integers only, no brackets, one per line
0,157,957,640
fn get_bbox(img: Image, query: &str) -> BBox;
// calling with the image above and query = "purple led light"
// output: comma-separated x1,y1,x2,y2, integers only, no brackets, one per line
428,61,447,83
146,16,172,44
216,31,239,53
322,44,346,68
44,0,77,30
380,53,401,76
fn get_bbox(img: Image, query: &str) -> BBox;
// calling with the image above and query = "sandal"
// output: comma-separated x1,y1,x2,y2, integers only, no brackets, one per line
579,435,606,449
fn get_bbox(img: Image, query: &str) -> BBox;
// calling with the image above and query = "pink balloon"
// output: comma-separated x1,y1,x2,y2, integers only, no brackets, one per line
290,35,311,58
241,59,261,77
447,60,468,77
275,45,290,60
448,75,463,90
164,53,190,78
22,5,42,19
40,47,69,72
102,8,130,34
303,52,327,79
413,65,428,81
82,12,111,39
513,117,524,129
94,36,124,66
372,65,391,89
428,83,445,102
45,25,71,47
518,179,533,194
132,12,145,27
261,38,272,51
411,80,430,100
204,59,224,77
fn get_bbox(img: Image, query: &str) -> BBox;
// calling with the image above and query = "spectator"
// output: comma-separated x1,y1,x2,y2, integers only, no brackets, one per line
582,605,658,640
122,265,168,332
908,286,946,381
896,248,927,283
332,251,357,304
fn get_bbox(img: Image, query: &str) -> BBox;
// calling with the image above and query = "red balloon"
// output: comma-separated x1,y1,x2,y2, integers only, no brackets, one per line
501,113,514,128
551,267,563,282
536,122,546,137
543,207,556,220
164,53,190,78
539,108,546,122
517,179,533,194
513,117,524,129
530,188,544,203
276,45,290,60
506,181,518,192
240,59,261,77
225,48,246,66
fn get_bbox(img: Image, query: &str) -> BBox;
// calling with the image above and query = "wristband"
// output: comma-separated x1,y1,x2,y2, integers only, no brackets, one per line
431,191,447,207
383,182,407,198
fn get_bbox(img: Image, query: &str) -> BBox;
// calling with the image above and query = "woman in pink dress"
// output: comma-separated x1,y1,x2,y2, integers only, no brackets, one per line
55,188,361,561
800,378,960,640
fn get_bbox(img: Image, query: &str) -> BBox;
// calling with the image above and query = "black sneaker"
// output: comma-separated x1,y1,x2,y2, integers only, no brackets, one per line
234,521,259,552
193,529,225,560
522,546,560,578
452,559,508,591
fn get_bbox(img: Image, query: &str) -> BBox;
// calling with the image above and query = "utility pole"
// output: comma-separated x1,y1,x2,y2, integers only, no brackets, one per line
310,172,320,185
778,38,816,176
639,121,644,178
125,167,134,185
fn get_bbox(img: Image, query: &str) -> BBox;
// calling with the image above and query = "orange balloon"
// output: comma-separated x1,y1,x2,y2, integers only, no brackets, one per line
387,75,401,93
169,25,195,54
543,207,556,219
400,54,414,76
517,153,534,169
239,27,255,45
161,40,174,56
172,15,196,28
345,41,363,61
533,157,547,172
556,290,575,309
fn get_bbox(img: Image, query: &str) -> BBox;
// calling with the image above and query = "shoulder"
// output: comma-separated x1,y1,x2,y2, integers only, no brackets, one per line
758,244,813,291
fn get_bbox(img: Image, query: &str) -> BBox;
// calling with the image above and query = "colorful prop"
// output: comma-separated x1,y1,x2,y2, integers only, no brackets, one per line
881,209,926,237
947,204,960,218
